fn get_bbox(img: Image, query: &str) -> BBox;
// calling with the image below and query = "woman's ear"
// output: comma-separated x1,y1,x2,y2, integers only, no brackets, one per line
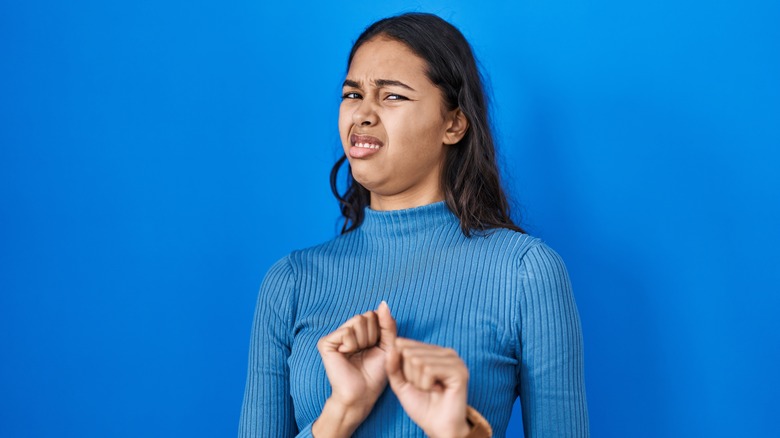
442,109,469,145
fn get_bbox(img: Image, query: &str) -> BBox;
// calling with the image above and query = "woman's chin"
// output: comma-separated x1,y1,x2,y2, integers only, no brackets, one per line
350,168,385,192
353,177,380,194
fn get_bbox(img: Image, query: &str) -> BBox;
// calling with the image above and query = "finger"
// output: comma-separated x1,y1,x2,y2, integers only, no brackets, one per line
417,364,440,391
394,338,458,356
398,345,452,389
337,326,360,353
412,362,469,392
395,343,467,390
351,314,368,348
394,337,430,348
376,301,397,350
394,342,457,359
394,338,460,379
318,310,381,355
398,355,460,369
317,327,347,354
402,356,468,391
385,341,407,392
401,345,421,388
335,311,377,350
364,311,379,346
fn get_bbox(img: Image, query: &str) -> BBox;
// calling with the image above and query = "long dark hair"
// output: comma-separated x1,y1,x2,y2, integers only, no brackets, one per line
330,12,523,236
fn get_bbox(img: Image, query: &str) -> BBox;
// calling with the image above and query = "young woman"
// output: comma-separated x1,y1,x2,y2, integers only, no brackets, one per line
240,13,589,438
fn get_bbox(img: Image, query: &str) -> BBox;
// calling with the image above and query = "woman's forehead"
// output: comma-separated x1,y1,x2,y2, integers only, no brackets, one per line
346,38,429,86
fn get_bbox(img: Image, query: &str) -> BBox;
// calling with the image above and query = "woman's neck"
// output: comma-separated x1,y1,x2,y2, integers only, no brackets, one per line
369,189,444,211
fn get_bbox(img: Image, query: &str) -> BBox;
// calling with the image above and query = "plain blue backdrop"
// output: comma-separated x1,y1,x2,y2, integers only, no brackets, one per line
2,0,778,436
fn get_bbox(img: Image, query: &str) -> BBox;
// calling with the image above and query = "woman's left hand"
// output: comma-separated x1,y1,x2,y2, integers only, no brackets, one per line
386,338,472,438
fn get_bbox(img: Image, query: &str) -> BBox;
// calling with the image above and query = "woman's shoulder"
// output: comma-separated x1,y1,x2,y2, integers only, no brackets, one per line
269,232,358,272
256,236,350,294
471,226,533,254
474,227,568,271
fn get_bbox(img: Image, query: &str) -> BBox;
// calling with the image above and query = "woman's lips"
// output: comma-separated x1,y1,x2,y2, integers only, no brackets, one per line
349,134,384,159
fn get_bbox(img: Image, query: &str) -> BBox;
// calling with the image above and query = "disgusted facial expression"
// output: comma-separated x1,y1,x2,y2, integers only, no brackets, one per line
339,37,466,210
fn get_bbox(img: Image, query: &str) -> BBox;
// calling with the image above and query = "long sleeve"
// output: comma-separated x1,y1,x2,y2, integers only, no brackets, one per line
239,257,314,437
239,203,589,436
515,243,589,437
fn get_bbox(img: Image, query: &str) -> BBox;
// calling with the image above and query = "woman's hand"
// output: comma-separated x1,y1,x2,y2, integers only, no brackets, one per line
312,301,397,437
386,338,472,438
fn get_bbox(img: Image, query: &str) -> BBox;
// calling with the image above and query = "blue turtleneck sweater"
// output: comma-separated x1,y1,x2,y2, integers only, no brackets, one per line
239,202,588,437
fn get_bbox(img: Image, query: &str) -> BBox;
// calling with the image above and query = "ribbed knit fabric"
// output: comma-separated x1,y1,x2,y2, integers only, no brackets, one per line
239,202,588,437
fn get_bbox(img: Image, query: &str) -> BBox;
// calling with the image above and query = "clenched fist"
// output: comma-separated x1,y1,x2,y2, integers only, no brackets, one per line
386,338,472,438
312,301,397,437
312,303,479,438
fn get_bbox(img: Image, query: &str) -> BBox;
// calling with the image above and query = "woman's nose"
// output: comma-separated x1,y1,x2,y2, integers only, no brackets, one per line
352,99,379,126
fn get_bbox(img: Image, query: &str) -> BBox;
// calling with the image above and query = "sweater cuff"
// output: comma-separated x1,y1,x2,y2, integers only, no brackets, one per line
465,406,493,438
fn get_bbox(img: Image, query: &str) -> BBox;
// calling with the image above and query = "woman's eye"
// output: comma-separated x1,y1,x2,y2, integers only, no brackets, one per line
342,92,361,100
386,94,408,101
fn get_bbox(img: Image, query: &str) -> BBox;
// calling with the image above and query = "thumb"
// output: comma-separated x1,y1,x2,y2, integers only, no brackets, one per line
376,300,397,350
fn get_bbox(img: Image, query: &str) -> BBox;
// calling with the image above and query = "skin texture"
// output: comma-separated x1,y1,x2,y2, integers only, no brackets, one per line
312,303,471,438
338,37,468,212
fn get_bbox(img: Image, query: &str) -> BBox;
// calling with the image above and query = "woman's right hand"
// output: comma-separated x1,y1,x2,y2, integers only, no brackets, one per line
312,301,397,438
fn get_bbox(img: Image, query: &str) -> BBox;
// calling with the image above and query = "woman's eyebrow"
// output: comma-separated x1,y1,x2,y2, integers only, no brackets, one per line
342,78,416,92
343,79,361,89
373,79,416,92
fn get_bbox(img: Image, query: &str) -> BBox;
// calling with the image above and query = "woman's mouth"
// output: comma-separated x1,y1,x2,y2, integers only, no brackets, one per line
349,134,384,159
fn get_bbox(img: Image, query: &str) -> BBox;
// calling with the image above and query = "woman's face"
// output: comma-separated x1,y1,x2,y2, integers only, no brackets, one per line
339,37,466,210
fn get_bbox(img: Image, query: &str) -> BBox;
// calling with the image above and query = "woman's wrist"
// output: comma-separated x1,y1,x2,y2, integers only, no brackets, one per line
311,397,370,438
426,406,493,438
425,420,472,438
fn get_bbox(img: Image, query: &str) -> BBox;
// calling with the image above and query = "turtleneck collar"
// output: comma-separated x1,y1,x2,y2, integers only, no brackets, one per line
359,201,459,236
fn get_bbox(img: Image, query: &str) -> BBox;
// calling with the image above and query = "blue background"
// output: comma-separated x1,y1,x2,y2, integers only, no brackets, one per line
2,0,778,436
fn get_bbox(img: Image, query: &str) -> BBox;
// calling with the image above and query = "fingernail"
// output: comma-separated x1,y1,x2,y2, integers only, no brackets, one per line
380,300,389,311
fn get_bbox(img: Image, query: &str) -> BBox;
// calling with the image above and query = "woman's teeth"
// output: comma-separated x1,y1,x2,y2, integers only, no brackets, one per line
355,143,381,149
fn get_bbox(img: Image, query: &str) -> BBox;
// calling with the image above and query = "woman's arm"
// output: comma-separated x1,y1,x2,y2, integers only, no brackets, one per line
516,243,589,437
239,257,302,437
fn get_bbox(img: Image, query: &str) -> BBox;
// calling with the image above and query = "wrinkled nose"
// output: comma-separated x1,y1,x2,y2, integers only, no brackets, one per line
352,99,379,126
